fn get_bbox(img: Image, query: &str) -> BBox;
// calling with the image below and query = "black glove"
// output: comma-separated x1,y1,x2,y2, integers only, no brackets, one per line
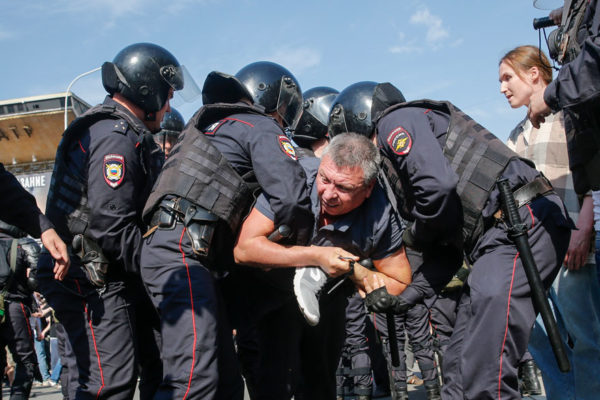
365,286,412,314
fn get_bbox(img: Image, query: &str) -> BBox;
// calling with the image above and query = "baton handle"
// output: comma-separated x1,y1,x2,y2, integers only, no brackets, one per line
386,313,401,367
497,179,570,372
267,225,291,242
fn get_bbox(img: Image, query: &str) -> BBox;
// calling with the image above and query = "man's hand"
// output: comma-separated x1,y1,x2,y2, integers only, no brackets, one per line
360,274,411,314
528,90,552,129
565,227,592,270
549,6,563,25
40,228,70,280
310,246,358,277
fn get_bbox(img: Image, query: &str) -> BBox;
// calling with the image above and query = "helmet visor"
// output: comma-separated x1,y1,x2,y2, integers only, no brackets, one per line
276,76,303,130
164,65,201,106
327,104,349,138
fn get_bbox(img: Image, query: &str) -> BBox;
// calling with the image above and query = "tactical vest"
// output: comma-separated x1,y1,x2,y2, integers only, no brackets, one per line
143,103,263,233
46,103,159,239
378,100,534,250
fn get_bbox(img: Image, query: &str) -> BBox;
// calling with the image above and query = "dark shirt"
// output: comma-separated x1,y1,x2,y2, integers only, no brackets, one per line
256,157,403,261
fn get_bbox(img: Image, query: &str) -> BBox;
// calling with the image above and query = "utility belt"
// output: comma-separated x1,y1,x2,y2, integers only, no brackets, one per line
493,175,554,221
146,196,219,260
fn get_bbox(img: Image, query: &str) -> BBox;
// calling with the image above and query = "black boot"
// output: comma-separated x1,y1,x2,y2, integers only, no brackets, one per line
424,380,441,400
391,389,409,400
518,359,542,396
355,385,372,400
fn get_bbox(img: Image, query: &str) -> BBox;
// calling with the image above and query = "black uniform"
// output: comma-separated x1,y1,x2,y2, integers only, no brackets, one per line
141,102,312,400
0,232,40,400
376,102,571,399
37,96,163,400
543,0,600,193
0,164,53,238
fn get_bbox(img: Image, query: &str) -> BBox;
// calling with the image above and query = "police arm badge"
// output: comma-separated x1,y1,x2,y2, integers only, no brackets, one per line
278,135,298,161
387,126,412,156
103,154,125,188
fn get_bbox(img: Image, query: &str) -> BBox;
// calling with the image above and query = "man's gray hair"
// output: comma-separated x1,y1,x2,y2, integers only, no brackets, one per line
321,132,381,185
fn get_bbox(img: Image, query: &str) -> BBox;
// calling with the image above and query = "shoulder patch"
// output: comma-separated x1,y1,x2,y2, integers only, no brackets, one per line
386,126,412,156
111,120,129,135
278,135,297,161
203,120,225,136
103,154,125,188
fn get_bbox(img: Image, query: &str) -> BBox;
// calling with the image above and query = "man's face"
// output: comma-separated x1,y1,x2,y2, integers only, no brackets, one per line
317,154,375,217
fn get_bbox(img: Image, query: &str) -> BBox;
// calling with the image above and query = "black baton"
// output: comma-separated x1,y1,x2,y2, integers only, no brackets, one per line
387,313,401,367
497,178,570,372
268,225,291,242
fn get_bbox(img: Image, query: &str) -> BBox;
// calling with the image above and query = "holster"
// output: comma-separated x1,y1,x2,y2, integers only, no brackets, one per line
149,197,219,259
72,234,109,287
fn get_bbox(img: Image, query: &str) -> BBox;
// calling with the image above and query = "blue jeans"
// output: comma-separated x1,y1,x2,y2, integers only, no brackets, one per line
34,338,51,381
528,256,600,400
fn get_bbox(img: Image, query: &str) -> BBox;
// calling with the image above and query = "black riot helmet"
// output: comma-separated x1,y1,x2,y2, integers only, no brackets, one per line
235,61,303,129
293,87,339,148
0,220,27,238
102,42,185,113
159,108,185,136
328,81,406,138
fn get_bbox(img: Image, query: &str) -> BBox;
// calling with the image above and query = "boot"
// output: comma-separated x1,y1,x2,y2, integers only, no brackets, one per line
391,389,409,400
424,380,441,400
518,359,542,396
355,385,372,400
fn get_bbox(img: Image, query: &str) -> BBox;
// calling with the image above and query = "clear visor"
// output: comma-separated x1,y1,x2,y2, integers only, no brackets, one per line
276,76,303,130
533,0,563,10
162,64,201,106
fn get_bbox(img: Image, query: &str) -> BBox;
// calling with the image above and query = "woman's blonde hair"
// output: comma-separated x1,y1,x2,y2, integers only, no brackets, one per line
500,45,553,84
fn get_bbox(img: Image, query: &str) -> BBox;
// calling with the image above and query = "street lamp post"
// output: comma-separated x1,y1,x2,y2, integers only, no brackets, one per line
64,66,101,130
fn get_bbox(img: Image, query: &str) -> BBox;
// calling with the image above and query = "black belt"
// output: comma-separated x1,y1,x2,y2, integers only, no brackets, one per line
512,175,554,208
146,197,217,237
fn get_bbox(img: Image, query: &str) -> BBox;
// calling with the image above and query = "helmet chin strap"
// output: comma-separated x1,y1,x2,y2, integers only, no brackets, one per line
145,111,157,121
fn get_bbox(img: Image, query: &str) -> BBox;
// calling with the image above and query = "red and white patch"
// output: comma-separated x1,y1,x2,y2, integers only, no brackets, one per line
278,135,297,160
386,127,412,156
103,154,125,188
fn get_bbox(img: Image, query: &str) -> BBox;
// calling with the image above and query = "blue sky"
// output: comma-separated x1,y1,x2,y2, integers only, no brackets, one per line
1,0,563,142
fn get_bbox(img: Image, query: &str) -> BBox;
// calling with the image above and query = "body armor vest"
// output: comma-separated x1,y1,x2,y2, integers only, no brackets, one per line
46,103,157,240
378,100,534,250
143,103,263,233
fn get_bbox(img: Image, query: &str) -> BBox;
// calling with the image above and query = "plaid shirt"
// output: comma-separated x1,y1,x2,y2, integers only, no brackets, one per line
508,112,595,262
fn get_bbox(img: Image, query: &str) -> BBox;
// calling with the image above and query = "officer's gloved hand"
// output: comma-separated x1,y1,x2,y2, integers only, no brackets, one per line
365,286,411,314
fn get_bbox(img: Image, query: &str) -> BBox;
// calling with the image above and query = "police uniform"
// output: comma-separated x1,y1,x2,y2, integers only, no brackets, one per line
0,232,41,399
140,101,312,400
0,164,54,238
37,96,163,400
543,0,600,194
251,156,404,399
375,101,572,399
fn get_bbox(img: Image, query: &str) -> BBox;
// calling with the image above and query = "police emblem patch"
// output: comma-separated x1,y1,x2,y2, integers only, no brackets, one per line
278,135,297,160
387,127,412,155
103,154,125,188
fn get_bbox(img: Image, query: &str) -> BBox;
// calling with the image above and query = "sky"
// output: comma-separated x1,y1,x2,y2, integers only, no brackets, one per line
1,0,565,142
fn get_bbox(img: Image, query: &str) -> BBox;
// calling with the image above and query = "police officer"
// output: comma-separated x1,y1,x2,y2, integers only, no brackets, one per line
154,108,185,158
0,221,42,400
0,164,69,279
330,81,572,399
529,0,600,194
37,42,187,399
140,61,314,399
293,86,338,158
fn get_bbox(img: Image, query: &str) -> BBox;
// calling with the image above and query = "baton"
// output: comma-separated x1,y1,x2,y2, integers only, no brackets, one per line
497,178,570,372
267,225,291,242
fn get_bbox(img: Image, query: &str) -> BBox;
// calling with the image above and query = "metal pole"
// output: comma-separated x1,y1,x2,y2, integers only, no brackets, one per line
64,67,101,130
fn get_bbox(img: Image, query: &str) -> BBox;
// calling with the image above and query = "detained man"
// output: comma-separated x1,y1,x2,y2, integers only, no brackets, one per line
233,132,410,399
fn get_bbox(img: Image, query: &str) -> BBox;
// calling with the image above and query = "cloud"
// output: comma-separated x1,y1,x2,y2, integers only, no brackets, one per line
389,7,456,54
0,29,11,41
410,8,449,46
265,47,321,74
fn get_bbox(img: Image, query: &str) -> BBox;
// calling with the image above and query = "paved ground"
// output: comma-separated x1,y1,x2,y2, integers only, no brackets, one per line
6,380,547,400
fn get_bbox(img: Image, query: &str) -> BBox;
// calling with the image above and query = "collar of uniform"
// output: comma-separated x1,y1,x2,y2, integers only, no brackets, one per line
103,95,151,136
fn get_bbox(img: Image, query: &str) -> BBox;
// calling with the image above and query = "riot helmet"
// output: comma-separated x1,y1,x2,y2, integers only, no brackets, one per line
0,220,27,238
155,108,185,157
102,42,186,113
328,81,405,138
293,86,339,148
235,61,303,129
